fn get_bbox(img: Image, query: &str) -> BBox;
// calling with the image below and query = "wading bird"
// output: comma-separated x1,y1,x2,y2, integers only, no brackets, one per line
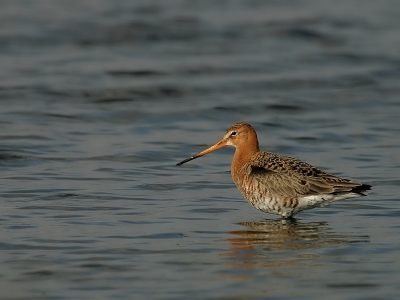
177,122,371,218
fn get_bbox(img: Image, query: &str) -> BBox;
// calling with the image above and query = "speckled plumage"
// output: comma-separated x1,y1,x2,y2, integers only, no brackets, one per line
177,122,371,218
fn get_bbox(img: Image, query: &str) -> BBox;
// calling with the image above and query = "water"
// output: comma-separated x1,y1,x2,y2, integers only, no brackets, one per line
1,0,400,299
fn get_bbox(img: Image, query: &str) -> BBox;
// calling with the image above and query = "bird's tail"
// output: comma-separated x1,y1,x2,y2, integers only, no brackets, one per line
350,184,372,196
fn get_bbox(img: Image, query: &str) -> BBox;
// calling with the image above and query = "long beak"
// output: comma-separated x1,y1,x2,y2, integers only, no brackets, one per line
176,139,227,166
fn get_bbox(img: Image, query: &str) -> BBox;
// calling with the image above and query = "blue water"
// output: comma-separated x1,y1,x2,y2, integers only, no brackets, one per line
1,1,400,299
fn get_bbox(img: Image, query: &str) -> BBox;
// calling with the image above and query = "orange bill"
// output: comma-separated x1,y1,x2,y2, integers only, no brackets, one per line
176,139,227,166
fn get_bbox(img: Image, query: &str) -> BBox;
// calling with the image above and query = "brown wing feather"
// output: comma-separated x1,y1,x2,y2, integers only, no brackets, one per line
249,152,364,197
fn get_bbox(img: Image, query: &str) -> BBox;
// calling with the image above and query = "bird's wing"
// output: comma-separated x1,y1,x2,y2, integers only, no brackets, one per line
249,152,360,198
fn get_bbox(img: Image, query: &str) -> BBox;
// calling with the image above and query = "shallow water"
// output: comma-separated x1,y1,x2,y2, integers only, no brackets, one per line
1,1,400,299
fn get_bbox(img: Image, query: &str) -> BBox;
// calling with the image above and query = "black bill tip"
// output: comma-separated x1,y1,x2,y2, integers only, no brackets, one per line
176,156,196,166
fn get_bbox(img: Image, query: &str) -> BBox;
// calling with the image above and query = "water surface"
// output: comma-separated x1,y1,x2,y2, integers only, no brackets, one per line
1,1,400,299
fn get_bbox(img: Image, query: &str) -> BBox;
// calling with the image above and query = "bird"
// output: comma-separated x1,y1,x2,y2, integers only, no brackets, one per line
176,122,371,218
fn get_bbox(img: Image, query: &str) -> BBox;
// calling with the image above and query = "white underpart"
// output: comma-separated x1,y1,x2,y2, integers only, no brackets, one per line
298,192,363,211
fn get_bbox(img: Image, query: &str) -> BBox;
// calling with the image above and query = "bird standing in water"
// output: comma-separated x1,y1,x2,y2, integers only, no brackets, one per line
177,122,371,218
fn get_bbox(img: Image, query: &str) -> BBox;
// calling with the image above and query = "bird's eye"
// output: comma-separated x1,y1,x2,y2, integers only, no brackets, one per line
231,131,237,136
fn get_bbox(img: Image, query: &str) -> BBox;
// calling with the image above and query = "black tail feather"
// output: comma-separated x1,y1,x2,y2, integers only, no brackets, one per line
351,184,371,196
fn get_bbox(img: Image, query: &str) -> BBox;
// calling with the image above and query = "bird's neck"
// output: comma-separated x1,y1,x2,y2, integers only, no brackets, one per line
231,142,259,175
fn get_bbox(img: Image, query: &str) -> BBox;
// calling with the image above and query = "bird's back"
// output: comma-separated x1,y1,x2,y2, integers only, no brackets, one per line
232,151,371,218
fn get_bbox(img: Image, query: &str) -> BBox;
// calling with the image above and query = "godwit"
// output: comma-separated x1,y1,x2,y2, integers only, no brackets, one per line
177,122,371,218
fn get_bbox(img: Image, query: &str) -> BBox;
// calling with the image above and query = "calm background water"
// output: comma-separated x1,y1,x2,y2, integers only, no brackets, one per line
1,1,399,299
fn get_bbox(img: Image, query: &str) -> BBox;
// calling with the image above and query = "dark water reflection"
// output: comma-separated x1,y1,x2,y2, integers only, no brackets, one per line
230,219,369,250
224,219,369,268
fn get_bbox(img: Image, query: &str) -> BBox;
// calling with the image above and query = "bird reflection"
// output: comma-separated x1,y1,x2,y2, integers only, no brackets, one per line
222,219,369,270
